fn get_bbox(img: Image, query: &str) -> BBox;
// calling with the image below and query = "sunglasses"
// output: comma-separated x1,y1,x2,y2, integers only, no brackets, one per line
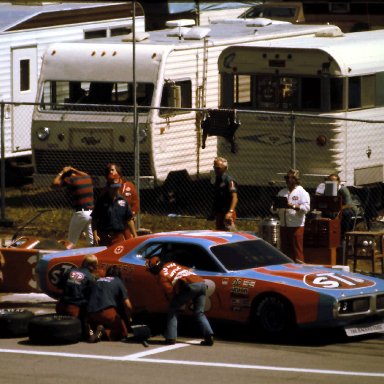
284,175,296,181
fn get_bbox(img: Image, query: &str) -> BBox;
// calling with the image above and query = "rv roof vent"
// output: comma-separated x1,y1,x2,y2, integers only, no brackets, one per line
165,19,195,28
166,26,191,37
122,31,150,42
211,17,276,27
246,19,290,27
315,26,344,38
184,26,211,40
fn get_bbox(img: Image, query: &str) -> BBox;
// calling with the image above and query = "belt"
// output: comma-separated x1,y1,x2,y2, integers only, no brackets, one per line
75,208,93,212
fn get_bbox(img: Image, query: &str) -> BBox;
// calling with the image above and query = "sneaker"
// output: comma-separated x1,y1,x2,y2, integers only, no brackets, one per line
200,335,214,346
87,329,100,344
163,339,176,345
95,325,106,341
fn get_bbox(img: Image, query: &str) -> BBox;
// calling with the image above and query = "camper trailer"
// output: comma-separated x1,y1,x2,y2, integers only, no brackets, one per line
31,19,339,189
0,1,144,181
218,29,384,188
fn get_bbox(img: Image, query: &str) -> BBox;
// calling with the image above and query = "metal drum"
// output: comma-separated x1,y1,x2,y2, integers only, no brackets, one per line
259,217,280,248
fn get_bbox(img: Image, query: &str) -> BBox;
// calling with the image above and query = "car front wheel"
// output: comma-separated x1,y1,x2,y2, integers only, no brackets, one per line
252,295,295,339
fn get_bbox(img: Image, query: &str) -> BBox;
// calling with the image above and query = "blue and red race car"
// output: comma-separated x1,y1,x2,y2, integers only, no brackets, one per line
36,230,384,339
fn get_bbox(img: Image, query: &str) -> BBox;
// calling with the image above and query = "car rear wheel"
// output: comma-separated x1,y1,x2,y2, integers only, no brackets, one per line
28,314,82,345
252,295,295,339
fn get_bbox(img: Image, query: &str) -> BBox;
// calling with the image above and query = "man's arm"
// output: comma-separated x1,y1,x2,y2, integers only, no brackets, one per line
127,219,137,238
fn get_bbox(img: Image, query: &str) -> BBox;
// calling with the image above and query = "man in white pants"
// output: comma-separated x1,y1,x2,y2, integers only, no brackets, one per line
52,166,94,248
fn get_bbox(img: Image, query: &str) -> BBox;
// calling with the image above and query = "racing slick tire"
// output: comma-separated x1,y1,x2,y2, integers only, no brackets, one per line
0,309,35,337
252,295,296,340
28,314,82,345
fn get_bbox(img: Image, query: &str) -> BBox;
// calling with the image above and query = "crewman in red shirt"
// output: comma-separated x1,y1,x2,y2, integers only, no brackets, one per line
146,256,214,346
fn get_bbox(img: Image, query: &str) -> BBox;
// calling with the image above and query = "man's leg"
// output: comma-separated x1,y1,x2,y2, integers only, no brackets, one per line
67,212,83,246
292,226,305,262
191,283,214,339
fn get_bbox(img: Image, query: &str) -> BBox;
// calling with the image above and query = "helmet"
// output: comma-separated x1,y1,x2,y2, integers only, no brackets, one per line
145,256,163,274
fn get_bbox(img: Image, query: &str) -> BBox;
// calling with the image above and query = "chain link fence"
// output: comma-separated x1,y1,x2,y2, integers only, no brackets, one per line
1,101,384,237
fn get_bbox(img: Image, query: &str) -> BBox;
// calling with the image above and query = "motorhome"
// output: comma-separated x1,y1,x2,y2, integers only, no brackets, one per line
31,19,340,189
0,1,144,182
218,29,384,189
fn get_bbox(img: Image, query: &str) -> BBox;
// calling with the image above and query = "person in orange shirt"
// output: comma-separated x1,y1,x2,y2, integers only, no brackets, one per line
146,256,214,346
104,163,140,239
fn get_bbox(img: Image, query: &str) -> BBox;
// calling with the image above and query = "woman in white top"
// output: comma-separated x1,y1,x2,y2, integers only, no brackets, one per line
271,169,310,262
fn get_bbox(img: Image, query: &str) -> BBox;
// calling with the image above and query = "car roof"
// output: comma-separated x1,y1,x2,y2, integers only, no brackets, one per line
136,230,258,246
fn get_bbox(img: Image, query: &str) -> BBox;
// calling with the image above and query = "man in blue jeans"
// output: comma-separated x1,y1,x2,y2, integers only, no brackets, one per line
145,256,214,346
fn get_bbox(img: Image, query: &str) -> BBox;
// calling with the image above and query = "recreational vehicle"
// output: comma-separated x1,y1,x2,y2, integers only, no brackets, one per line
0,1,144,182
218,29,384,189
31,19,339,189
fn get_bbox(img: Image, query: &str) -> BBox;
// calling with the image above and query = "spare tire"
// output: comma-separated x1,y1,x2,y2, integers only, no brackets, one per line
28,314,82,345
0,309,35,337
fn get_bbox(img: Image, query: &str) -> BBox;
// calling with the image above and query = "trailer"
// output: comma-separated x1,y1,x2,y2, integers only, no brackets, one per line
30,19,339,189
218,29,384,189
0,1,144,182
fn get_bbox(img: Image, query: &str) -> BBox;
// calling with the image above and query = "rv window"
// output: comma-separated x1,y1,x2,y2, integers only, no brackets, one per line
39,81,154,111
234,75,252,108
349,77,361,109
301,78,321,110
330,78,344,111
110,27,132,37
255,76,299,110
20,59,30,92
84,29,107,39
360,75,375,108
160,80,192,115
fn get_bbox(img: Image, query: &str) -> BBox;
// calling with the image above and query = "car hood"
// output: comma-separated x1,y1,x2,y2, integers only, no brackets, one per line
236,263,384,297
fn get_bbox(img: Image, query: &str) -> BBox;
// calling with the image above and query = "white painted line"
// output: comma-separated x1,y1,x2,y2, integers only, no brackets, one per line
122,342,191,359
0,347,383,378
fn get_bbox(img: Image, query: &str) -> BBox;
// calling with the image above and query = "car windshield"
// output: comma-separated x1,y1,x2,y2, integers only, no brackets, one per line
211,240,293,271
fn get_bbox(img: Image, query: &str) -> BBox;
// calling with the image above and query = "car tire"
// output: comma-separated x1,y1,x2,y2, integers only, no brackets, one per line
253,295,295,339
28,314,82,345
0,309,35,337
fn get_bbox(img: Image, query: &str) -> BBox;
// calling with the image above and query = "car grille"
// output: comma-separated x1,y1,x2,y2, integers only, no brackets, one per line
337,294,384,317
34,150,151,176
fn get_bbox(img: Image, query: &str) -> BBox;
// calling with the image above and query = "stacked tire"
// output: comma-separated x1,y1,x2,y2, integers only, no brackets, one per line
0,309,35,338
28,314,82,345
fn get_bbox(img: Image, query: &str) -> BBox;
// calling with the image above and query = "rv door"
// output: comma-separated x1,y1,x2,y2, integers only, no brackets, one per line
11,46,38,152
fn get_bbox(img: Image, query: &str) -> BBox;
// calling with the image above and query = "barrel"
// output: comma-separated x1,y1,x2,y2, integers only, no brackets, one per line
259,217,280,248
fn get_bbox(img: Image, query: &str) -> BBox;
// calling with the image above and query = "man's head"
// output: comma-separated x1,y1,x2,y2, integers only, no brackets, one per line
106,265,121,278
213,157,228,177
145,256,163,275
327,173,340,184
105,163,122,179
82,254,98,272
284,169,300,188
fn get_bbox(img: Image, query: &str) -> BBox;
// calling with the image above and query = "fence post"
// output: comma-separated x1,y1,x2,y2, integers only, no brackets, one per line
290,112,296,169
0,101,13,227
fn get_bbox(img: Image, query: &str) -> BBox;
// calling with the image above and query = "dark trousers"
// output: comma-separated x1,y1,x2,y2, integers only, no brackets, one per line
87,307,128,341
280,226,304,262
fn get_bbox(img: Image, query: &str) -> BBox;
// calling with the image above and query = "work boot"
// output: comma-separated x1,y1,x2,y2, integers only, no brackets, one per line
200,335,214,346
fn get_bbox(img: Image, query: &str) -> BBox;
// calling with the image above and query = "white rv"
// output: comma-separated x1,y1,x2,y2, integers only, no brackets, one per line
0,1,144,180
218,29,384,188
31,19,339,188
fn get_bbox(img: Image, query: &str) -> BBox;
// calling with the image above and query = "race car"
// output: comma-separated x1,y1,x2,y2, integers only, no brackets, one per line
36,230,384,339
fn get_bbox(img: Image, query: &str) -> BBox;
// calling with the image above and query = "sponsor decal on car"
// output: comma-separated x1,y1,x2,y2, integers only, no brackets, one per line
48,262,77,287
114,245,124,255
304,272,375,289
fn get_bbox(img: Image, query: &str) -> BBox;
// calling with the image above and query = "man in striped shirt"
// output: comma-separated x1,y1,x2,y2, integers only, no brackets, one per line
52,166,94,248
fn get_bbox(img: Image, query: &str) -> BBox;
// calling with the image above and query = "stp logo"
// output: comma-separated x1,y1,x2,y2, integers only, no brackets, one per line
48,262,77,287
304,272,375,289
